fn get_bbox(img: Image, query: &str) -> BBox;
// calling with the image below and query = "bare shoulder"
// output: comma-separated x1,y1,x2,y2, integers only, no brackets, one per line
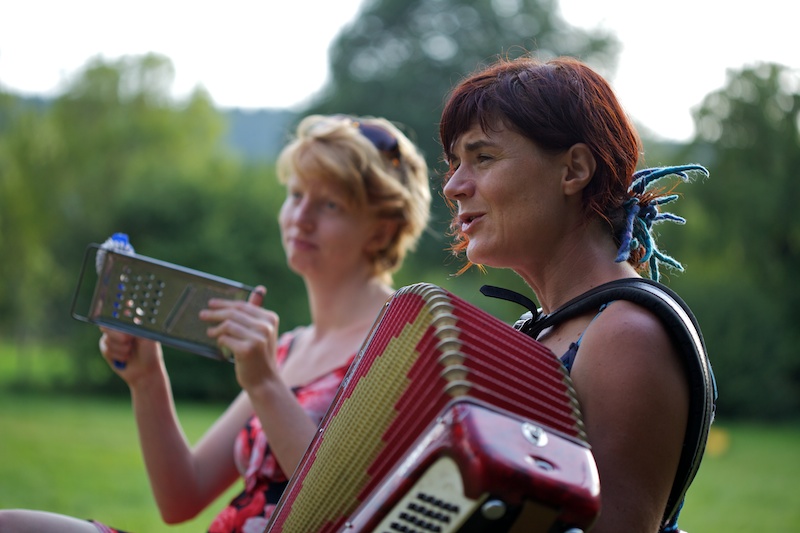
570,299,690,431
568,299,690,532
574,299,686,388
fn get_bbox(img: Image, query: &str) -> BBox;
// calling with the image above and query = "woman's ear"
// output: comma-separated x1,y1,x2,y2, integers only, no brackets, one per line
365,218,400,255
561,143,597,196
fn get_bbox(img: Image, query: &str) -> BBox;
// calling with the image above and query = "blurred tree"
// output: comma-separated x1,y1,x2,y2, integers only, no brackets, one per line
665,62,800,419
0,91,66,340
307,0,616,164
303,0,619,314
0,55,300,400
49,54,228,243
42,54,238,349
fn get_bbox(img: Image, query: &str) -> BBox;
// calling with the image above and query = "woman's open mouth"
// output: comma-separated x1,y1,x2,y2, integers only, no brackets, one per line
459,213,484,233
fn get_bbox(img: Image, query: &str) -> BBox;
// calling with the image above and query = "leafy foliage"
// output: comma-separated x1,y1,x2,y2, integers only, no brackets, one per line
0,54,298,399
304,0,619,310
1,7,798,419
309,0,617,162
664,63,800,419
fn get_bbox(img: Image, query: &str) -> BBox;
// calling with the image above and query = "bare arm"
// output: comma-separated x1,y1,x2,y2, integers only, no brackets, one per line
569,301,689,533
201,287,319,477
99,331,244,523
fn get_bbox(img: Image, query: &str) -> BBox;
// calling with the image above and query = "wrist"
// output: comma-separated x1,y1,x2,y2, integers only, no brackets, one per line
244,376,289,405
128,363,171,397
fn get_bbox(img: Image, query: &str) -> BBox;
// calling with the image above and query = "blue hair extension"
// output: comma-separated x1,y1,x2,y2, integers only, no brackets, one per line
615,164,709,281
615,199,640,263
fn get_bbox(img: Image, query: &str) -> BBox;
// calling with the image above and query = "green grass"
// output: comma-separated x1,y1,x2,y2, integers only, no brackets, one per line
1,391,799,531
678,423,800,530
0,390,240,532
3,329,798,532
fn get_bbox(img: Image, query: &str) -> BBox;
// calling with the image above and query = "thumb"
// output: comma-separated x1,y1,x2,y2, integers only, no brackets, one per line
248,285,267,307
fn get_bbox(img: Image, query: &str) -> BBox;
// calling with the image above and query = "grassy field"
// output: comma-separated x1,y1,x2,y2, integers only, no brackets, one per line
678,422,800,531
1,335,799,533
1,391,798,531
0,391,240,531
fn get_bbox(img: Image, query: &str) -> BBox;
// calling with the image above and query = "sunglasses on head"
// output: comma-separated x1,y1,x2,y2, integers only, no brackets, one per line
338,115,402,167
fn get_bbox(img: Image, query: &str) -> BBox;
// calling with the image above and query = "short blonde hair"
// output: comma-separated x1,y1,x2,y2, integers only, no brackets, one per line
277,114,431,281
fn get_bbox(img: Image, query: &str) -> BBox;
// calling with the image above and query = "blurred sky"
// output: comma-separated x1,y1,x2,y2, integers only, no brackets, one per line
0,0,796,142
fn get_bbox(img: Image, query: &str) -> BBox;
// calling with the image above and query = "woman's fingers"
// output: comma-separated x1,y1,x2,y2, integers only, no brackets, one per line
98,328,161,376
201,296,275,337
99,328,135,369
199,293,279,386
248,285,267,307
204,306,277,352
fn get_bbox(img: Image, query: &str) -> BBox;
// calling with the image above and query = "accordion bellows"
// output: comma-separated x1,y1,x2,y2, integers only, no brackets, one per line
266,283,600,532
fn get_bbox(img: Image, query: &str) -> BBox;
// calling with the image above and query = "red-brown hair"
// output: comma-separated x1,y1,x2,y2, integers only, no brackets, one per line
440,56,645,263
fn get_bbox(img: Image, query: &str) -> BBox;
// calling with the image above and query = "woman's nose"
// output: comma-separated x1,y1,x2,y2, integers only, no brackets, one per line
443,167,472,200
291,198,316,227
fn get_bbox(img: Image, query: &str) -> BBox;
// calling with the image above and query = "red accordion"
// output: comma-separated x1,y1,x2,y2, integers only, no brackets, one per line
266,283,600,532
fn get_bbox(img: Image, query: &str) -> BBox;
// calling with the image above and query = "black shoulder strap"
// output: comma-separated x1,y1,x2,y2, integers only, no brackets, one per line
483,278,717,527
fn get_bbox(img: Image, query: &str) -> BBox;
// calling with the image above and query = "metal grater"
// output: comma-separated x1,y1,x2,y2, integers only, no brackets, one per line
71,244,254,362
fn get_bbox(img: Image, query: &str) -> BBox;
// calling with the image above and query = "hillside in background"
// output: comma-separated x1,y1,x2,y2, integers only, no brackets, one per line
13,95,297,162
222,107,298,161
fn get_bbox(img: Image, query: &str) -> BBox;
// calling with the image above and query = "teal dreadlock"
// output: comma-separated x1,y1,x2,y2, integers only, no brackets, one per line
615,164,709,282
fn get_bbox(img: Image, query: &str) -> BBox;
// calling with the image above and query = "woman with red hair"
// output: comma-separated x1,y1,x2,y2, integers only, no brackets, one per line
440,56,715,533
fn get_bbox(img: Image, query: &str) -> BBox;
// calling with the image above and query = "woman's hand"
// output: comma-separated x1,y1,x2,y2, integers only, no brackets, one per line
200,286,280,392
99,328,164,386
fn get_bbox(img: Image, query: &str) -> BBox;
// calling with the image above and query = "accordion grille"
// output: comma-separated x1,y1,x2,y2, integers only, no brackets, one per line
268,283,586,532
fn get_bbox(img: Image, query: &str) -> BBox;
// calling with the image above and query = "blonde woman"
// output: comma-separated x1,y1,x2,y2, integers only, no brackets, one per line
0,114,431,533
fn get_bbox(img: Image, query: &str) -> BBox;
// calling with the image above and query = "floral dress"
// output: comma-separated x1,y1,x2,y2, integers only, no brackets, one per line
90,331,353,533
208,331,353,533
